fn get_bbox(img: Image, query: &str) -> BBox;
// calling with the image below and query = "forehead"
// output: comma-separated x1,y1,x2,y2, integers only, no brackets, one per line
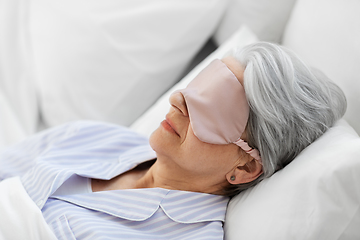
221,56,245,86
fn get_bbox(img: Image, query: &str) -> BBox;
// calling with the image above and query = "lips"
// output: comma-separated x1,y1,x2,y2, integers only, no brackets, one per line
163,116,180,137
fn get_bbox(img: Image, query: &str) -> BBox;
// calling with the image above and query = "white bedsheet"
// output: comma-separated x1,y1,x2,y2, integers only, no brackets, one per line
0,177,56,240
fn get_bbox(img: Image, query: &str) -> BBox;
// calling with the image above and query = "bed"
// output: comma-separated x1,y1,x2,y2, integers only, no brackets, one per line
1,0,360,239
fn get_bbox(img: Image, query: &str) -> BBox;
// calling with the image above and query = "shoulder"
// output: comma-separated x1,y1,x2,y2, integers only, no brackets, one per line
54,120,150,150
69,120,146,136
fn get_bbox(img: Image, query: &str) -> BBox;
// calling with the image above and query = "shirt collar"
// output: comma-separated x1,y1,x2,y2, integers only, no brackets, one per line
117,144,157,172
52,188,229,223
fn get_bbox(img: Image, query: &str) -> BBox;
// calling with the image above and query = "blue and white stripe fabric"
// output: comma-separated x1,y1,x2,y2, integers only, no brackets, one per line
0,121,229,239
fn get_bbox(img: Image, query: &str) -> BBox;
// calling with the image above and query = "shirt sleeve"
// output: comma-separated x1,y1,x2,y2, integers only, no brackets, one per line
0,122,79,181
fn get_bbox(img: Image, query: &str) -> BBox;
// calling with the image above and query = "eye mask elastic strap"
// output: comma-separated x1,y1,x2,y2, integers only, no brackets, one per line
233,138,262,164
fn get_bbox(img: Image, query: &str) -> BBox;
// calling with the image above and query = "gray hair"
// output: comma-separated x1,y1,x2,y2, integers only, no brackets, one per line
224,42,347,197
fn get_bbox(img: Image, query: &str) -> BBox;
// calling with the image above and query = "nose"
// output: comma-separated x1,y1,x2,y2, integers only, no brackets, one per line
169,91,189,117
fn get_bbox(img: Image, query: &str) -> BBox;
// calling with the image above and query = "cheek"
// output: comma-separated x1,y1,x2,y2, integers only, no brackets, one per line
181,130,237,172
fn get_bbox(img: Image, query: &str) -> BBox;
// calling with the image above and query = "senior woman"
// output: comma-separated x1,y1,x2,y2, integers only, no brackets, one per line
0,42,346,239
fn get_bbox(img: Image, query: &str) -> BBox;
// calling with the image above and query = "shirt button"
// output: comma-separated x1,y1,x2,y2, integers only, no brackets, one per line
37,199,44,207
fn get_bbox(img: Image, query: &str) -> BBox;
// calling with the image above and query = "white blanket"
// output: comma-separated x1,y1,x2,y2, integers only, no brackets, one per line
0,177,57,240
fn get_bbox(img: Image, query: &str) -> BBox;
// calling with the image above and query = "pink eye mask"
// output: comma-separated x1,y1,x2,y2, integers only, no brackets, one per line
175,59,261,162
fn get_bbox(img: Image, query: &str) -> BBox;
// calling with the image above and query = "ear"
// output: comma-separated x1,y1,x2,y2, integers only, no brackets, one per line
226,158,263,185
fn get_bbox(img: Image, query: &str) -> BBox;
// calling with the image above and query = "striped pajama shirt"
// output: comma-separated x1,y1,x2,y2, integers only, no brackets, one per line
0,121,229,239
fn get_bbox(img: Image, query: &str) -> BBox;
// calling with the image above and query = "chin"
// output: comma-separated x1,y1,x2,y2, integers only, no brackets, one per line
148,127,161,152
148,126,175,158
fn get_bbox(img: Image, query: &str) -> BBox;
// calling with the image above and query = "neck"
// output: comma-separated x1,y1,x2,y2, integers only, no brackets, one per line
135,159,227,195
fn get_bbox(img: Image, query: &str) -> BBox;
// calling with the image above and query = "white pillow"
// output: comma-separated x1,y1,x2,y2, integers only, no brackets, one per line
225,119,360,240
213,0,297,45
0,90,27,149
29,0,227,128
0,0,38,141
130,25,259,136
282,0,360,134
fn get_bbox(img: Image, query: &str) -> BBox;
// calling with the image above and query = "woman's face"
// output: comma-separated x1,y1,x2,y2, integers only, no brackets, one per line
149,56,248,183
